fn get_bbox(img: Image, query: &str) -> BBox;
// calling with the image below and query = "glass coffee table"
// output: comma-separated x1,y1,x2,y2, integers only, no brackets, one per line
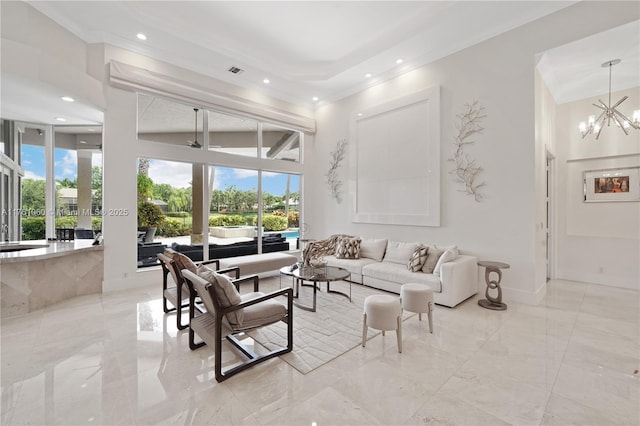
280,265,351,312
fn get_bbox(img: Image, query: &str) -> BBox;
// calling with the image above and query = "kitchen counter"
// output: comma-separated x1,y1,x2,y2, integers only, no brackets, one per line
1,240,104,317
0,240,103,263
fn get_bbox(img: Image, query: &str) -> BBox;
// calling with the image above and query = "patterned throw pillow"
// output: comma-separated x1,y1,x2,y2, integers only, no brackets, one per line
407,245,429,272
421,247,444,274
335,237,361,259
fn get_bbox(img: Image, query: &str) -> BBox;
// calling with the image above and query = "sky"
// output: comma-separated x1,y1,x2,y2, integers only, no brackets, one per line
21,145,102,181
147,159,300,196
22,146,299,196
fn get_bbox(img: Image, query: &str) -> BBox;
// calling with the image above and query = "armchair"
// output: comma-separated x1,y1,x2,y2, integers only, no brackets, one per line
182,269,293,382
158,249,238,330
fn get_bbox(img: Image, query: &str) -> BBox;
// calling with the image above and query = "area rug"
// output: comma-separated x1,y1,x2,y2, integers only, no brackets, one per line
247,281,414,375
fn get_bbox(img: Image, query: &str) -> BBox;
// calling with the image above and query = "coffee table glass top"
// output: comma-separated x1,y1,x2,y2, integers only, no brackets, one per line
283,265,350,282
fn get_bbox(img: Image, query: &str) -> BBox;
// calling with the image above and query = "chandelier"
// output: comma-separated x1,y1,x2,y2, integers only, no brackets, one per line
579,59,640,140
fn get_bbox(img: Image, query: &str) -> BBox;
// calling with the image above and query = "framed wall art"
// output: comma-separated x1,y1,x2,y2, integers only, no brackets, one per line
583,166,640,202
349,86,441,226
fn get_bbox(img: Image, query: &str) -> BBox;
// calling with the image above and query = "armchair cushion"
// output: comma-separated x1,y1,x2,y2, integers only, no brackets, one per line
197,265,243,325
234,292,288,330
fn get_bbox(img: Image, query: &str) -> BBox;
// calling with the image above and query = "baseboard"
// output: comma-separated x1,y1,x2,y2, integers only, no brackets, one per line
557,269,638,290
500,285,544,306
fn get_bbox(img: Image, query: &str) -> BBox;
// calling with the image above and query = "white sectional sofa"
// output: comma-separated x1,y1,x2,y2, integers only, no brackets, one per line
307,236,478,308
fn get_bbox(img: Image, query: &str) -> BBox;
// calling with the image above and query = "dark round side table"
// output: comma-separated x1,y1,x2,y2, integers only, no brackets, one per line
477,260,510,311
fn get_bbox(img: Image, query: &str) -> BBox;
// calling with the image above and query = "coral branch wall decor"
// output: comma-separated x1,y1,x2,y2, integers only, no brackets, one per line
450,101,486,201
326,138,348,203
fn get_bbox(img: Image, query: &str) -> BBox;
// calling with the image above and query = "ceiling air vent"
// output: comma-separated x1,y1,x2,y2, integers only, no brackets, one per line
227,66,244,74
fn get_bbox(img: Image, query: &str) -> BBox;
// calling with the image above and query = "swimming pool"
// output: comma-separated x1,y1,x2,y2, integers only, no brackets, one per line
272,230,299,239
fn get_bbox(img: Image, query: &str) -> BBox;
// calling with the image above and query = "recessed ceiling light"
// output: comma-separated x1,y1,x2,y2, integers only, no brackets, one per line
55,117,66,122
136,33,147,40
396,58,404,64
357,113,363,117
87,128,96,132
312,97,319,102
60,96,74,102
263,78,270,84
365,73,372,78
79,140,87,144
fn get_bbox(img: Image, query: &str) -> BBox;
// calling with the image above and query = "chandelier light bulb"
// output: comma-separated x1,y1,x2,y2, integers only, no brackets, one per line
633,110,640,125
588,115,595,126
579,122,587,133
623,120,630,129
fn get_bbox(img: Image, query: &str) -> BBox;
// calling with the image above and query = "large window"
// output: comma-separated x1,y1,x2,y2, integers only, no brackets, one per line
54,126,103,236
262,123,301,162
137,158,197,266
137,94,203,150
208,111,258,157
261,171,300,249
136,93,304,267
20,126,46,240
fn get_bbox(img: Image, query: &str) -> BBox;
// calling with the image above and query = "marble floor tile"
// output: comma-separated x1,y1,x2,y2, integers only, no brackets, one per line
404,393,511,425
0,277,638,425
439,370,551,425
552,362,639,424
266,386,381,426
542,392,634,426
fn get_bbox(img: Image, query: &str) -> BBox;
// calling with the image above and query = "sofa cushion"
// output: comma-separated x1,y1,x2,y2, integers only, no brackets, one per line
359,238,388,262
434,248,458,276
324,255,378,276
335,236,361,259
408,245,429,272
362,262,442,292
422,247,444,273
384,240,419,265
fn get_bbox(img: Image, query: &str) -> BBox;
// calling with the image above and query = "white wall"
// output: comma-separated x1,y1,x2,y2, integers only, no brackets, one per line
308,2,639,304
555,87,640,289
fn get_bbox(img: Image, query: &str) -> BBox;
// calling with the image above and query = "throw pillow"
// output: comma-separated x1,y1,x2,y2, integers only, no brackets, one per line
335,237,361,259
197,265,244,326
435,244,459,257
170,251,197,274
433,248,458,276
421,247,444,274
384,240,419,265
359,238,388,261
407,245,429,272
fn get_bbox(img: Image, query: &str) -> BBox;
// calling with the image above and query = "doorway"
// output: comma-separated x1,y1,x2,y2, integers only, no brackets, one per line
545,150,555,281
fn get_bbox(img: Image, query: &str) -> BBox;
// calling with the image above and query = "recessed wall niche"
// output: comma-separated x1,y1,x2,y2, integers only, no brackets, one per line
349,86,440,226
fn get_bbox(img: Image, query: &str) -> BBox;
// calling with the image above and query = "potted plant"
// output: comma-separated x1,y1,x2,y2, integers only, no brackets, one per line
138,200,165,243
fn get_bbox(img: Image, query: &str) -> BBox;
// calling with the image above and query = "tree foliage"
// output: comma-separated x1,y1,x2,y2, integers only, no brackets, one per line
21,179,46,211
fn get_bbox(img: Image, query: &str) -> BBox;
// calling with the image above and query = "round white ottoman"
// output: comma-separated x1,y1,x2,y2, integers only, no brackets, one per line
362,294,402,353
400,283,434,333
